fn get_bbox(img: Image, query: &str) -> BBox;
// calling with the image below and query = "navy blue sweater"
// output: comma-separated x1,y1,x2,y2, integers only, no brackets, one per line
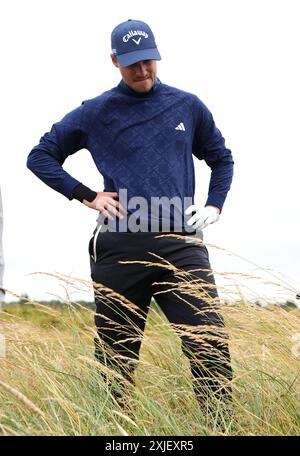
27,79,234,230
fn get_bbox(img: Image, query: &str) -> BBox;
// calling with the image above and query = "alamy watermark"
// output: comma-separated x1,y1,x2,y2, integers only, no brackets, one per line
96,189,201,235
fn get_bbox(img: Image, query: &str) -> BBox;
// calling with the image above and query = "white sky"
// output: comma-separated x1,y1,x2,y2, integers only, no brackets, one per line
1,0,299,304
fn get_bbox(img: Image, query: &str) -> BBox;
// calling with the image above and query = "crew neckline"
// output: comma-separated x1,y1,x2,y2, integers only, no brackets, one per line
117,78,161,98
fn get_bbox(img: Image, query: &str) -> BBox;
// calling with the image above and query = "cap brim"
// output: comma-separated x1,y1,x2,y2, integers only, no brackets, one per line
117,48,161,67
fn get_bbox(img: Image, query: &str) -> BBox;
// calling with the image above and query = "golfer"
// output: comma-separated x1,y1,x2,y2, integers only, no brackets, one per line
27,19,234,414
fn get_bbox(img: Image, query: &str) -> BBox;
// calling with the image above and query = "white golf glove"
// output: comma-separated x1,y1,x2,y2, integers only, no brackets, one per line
185,205,220,231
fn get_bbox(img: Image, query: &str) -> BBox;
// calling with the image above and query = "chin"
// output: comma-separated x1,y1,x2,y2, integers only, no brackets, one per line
134,80,154,93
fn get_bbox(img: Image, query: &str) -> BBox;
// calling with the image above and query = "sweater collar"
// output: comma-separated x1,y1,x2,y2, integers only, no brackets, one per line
117,78,161,98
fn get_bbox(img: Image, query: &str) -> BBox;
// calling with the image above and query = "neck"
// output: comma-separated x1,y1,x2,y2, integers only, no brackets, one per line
119,78,161,97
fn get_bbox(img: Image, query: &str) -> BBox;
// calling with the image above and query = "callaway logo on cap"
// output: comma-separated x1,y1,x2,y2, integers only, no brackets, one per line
111,19,161,67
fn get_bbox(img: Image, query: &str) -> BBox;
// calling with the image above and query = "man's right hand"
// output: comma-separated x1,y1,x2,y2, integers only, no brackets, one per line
83,192,127,220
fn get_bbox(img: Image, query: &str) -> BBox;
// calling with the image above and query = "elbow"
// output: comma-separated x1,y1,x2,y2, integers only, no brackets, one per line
26,152,34,172
27,149,39,173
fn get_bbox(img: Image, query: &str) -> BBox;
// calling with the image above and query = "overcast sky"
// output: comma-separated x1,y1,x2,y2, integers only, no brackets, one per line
1,0,299,305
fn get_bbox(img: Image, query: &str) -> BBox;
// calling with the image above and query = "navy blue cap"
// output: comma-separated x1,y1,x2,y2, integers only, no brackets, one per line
111,19,161,67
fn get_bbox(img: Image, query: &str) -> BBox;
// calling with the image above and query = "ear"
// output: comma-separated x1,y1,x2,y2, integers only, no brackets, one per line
110,54,119,68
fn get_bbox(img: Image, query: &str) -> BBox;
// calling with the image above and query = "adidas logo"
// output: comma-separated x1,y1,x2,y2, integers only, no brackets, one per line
175,122,185,131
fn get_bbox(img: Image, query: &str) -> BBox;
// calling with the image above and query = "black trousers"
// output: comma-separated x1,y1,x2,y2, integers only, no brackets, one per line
89,229,232,406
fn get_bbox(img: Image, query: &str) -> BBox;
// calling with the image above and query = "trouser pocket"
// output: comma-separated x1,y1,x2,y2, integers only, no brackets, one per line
89,223,103,262
184,229,203,244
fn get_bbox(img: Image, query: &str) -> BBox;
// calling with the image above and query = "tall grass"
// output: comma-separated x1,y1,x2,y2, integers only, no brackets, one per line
0,241,299,436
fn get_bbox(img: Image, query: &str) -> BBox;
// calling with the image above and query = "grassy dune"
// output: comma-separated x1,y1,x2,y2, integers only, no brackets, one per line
0,290,299,436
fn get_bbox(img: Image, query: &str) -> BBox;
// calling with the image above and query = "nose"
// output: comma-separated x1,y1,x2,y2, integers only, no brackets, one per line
134,61,148,77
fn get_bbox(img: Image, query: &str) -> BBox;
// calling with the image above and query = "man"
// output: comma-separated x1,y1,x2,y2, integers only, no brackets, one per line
27,19,234,416
0,187,5,308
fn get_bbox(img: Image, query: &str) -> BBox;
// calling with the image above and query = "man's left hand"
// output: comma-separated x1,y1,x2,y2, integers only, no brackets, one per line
185,205,220,230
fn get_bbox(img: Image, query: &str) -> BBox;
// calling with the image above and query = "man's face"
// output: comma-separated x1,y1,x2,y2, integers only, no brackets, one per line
111,55,157,93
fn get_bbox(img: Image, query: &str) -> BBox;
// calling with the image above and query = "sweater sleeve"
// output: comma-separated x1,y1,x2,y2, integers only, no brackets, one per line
27,103,88,199
192,97,234,212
